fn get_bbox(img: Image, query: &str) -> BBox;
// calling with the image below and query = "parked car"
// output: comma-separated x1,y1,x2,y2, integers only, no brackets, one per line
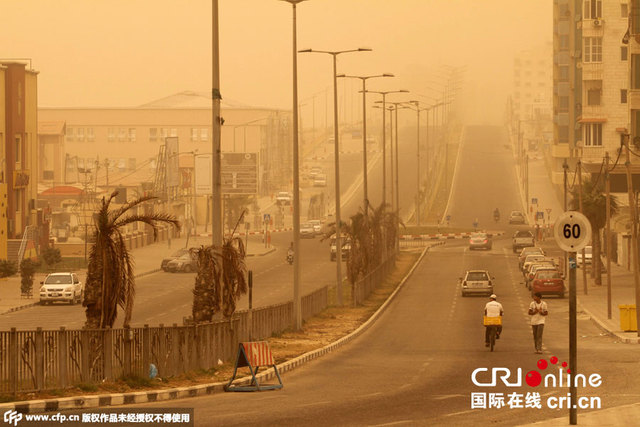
512,230,535,253
521,254,548,274
300,222,316,238
276,191,293,205
576,245,593,267
308,219,322,235
469,232,492,250
166,252,198,273
531,268,565,298
330,234,351,261
308,167,323,180
39,272,83,305
161,248,190,271
525,263,559,290
518,246,545,270
509,210,526,224
460,270,494,297
313,173,327,187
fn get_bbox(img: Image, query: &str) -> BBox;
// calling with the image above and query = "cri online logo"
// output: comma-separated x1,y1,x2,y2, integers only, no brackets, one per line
472,356,602,388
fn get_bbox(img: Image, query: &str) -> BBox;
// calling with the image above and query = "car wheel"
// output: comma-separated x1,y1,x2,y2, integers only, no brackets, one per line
40,300,47,306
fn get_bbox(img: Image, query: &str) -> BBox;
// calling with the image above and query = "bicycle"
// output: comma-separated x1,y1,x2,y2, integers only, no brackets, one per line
484,316,502,352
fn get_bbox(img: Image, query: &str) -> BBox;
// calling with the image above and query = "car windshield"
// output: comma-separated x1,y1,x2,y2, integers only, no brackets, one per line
515,231,532,237
466,272,488,281
525,255,545,262
472,233,487,239
537,270,561,279
45,275,73,285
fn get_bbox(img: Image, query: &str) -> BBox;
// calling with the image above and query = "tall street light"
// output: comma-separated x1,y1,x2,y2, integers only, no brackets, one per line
299,47,371,306
279,0,306,329
386,102,411,235
212,0,223,246
337,73,394,211
367,90,408,208
407,100,432,226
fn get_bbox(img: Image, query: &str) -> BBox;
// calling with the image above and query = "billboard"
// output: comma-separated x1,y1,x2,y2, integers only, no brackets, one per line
194,153,258,195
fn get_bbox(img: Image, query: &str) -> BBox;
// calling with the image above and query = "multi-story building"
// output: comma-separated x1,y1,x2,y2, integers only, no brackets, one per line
513,43,553,152
0,61,40,251
38,91,293,197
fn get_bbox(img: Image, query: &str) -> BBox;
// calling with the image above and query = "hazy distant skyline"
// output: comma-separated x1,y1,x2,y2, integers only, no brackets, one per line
3,0,551,121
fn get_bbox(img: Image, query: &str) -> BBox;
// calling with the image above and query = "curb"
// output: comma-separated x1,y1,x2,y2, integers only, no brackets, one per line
246,247,276,257
578,301,640,344
0,243,441,413
400,231,505,240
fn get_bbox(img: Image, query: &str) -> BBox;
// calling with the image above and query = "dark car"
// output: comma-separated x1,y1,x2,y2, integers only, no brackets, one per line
161,248,190,271
469,232,492,250
166,253,198,273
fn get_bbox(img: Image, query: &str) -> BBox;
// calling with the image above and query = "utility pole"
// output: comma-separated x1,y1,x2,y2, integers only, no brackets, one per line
577,161,588,295
211,0,223,246
605,152,612,319
563,159,569,279
623,135,640,337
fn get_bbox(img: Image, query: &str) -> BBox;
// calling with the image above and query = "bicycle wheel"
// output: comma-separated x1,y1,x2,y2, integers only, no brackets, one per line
489,327,496,352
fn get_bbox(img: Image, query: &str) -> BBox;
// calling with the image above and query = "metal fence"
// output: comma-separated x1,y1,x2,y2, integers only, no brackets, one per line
1,254,395,395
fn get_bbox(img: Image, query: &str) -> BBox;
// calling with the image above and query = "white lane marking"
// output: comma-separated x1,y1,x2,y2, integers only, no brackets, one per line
432,394,464,400
443,409,477,418
360,392,383,398
297,400,331,407
369,421,415,427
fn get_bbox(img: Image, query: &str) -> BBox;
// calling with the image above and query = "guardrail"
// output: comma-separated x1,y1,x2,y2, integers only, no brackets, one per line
352,254,396,306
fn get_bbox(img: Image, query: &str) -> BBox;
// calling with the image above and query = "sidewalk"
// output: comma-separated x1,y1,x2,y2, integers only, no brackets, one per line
515,135,640,344
0,233,275,316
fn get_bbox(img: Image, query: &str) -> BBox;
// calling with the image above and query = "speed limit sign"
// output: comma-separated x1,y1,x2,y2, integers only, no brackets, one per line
553,211,592,252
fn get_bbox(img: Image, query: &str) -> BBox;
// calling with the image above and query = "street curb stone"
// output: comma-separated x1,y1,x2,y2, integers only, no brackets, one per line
578,301,640,344
0,242,443,414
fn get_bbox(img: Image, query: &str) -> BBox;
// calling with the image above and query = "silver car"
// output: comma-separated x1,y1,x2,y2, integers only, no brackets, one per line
469,232,492,250
460,270,494,297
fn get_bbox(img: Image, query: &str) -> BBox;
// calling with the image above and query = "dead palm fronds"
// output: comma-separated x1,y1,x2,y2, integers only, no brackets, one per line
83,192,180,329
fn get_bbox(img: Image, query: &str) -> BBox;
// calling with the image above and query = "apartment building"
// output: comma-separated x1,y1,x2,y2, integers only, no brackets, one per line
0,62,40,243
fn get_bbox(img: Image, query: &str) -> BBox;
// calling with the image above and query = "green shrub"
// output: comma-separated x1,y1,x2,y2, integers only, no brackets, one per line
0,260,17,278
41,247,62,266
19,259,39,295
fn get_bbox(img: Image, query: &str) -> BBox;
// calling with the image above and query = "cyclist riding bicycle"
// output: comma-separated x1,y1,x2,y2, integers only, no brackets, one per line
484,294,504,347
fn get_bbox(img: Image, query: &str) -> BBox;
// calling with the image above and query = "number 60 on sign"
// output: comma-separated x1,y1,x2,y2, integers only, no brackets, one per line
553,211,592,252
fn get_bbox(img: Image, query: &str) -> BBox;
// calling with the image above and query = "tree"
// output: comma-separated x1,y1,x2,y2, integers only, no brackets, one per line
83,192,179,329
191,213,248,323
41,247,62,267
19,259,39,295
570,175,619,285
0,260,17,278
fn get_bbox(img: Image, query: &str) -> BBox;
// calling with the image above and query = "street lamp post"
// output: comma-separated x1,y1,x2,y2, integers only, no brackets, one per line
338,73,394,211
368,90,408,208
279,0,306,329
300,47,371,306
407,101,432,226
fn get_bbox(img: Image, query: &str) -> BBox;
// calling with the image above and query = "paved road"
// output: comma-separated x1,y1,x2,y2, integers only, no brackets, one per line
112,125,640,425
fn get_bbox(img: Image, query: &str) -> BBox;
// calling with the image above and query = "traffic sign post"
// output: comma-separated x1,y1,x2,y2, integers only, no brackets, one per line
554,211,592,426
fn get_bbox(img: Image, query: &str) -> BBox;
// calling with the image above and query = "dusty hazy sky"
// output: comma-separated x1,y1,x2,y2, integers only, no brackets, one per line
3,0,550,120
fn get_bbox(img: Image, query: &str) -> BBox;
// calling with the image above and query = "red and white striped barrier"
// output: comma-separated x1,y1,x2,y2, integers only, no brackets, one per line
242,341,276,367
400,231,505,241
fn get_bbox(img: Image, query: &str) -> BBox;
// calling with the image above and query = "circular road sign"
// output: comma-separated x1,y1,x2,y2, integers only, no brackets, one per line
553,211,592,252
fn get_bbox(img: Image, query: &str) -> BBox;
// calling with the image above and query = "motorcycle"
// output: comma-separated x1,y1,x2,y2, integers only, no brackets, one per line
493,212,500,223
286,252,294,265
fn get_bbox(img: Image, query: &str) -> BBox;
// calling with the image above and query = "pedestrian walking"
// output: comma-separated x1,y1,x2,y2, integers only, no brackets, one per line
529,292,548,354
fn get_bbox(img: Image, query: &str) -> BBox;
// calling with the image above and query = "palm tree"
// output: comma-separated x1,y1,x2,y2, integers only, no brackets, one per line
191,213,248,323
83,192,179,329
570,175,618,285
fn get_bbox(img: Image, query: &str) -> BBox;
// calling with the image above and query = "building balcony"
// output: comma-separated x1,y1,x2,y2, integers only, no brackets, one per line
580,145,605,161
580,104,607,121
581,62,604,80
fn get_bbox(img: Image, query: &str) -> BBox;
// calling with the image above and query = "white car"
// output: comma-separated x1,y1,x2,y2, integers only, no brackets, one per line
276,191,292,205
39,272,83,305
300,223,316,238
308,219,322,235
577,246,593,266
313,174,327,187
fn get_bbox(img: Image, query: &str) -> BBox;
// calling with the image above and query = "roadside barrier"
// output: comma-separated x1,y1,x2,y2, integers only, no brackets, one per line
225,341,283,392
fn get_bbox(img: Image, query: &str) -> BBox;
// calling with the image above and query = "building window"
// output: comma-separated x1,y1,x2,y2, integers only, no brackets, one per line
622,89,628,103
170,128,178,137
558,125,569,142
15,135,21,164
622,46,629,61
584,123,603,146
584,0,602,19
108,128,115,142
128,128,136,142
14,190,21,213
586,80,602,105
633,0,640,34
622,3,629,18
149,128,158,141
161,128,168,139
632,55,640,89
191,128,198,141
118,128,126,142
87,128,94,142
584,37,603,62
558,66,569,80
201,129,209,142
66,128,74,141
559,35,569,49
77,128,84,142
